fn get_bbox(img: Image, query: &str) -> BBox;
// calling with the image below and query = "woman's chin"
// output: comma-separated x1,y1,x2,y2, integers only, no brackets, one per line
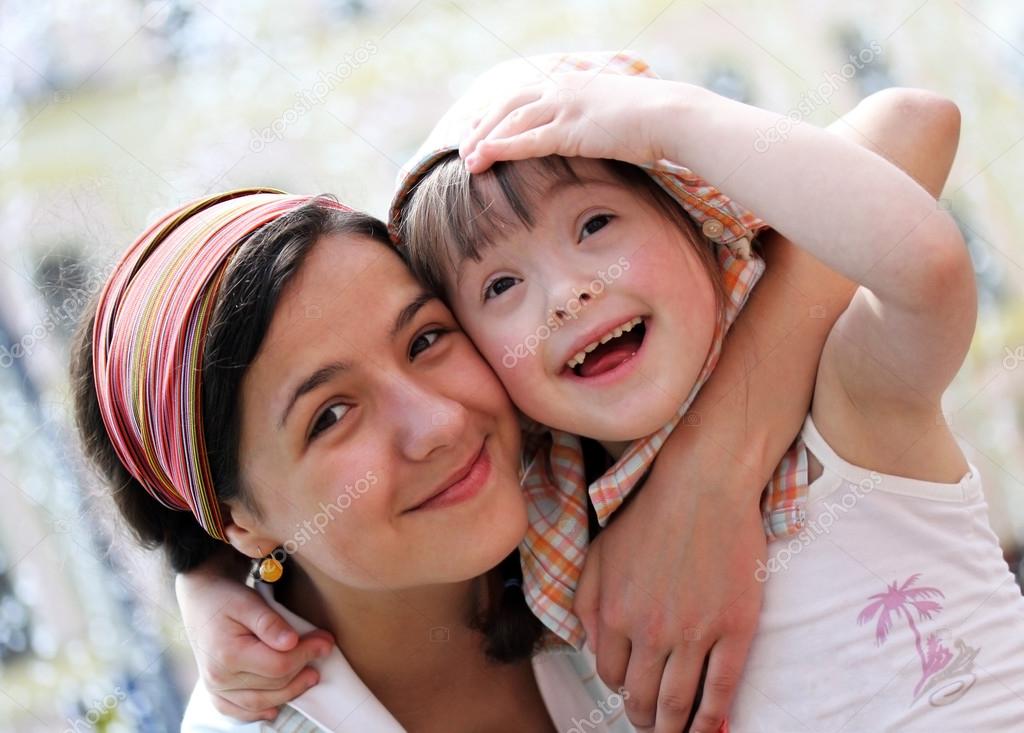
470,498,529,568
426,495,528,581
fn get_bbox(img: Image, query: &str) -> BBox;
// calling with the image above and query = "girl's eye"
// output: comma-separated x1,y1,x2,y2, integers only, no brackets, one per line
580,214,613,240
409,327,448,360
483,276,520,302
310,403,350,441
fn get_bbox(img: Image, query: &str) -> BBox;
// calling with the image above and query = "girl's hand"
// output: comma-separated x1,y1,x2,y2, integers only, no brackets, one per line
176,563,334,721
459,72,678,173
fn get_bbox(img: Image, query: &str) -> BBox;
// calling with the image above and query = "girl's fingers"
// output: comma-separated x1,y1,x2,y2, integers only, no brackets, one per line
652,650,704,733
459,87,544,159
621,647,670,729
686,636,749,733
212,670,300,693
217,666,320,713
236,596,300,652
464,122,561,173
209,694,279,723
478,99,555,151
214,631,333,692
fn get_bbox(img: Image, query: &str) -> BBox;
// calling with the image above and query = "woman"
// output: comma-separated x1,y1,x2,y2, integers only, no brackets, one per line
74,191,623,731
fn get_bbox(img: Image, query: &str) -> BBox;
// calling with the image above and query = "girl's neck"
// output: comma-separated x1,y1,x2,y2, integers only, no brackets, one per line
600,439,630,460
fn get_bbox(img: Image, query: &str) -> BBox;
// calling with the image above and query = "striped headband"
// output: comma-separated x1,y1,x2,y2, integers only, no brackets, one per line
92,189,352,540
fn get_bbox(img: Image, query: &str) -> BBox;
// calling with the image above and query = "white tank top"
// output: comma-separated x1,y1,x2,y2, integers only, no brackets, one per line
728,414,1024,732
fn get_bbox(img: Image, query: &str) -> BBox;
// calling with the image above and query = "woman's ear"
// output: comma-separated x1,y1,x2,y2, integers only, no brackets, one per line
222,502,279,560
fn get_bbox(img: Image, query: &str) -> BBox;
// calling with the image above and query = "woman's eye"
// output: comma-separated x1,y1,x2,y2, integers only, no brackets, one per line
409,327,448,360
580,214,613,240
483,276,520,302
310,403,349,441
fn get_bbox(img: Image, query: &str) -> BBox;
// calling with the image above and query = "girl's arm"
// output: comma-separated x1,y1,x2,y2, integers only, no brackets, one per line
464,85,962,733
464,76,970,414
653,82,972,419
176,549,333,720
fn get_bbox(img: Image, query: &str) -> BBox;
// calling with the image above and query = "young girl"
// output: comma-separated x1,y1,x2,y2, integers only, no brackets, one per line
394,55,1024,728
178,54,1015,728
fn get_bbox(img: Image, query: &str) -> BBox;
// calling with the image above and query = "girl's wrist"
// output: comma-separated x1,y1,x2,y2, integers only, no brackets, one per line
646,80,712,164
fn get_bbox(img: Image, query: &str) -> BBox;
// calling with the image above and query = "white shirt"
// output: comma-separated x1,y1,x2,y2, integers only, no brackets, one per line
729,414,1024,732
181,584,636,732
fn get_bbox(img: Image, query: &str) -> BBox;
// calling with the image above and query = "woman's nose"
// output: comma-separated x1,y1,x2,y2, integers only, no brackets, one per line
388,380,469,462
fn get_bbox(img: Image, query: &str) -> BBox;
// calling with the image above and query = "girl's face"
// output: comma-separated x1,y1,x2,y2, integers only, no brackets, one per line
228,235,526,591
448,158,717,442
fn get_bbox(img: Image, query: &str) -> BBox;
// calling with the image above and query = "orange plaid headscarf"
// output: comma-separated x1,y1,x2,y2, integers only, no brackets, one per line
390,52,809,647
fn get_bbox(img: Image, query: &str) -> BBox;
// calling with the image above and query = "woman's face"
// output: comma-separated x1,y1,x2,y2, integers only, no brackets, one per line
228,234,526,591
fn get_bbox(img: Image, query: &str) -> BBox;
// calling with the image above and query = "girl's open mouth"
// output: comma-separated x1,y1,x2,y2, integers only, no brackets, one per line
564,317,648,380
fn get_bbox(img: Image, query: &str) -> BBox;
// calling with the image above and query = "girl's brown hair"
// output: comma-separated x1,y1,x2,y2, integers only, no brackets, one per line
394,153,728,334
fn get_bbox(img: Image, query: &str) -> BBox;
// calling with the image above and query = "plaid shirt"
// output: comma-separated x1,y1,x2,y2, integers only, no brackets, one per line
390,51,811,649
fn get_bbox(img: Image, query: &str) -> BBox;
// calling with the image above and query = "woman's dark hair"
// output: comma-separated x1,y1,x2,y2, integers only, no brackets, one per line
70,195,543,663
477,551,544,662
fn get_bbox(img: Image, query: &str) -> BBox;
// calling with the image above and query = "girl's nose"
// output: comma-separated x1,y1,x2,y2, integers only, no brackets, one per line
549,285,593,323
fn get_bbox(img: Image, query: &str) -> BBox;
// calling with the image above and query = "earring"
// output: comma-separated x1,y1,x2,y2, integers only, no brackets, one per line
252,547,285,583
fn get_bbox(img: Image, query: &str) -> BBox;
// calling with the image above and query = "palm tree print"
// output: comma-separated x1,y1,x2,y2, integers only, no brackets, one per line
857,574,950,697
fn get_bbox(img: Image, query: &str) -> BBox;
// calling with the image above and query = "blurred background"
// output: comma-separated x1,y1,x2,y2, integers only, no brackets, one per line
1,0,1022,730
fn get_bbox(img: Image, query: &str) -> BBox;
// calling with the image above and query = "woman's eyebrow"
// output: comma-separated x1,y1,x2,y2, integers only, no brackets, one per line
389,290,436,338
278,291,436,431
279,361,351,430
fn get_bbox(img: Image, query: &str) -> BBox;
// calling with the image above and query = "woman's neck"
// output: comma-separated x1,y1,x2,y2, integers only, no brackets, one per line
280,563,554,731
283,561,481,685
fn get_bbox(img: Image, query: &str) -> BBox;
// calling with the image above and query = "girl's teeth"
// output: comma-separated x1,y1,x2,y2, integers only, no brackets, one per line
565,317,644,371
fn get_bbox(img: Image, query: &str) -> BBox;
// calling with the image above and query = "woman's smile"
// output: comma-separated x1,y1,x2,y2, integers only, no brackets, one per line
402,438,491,513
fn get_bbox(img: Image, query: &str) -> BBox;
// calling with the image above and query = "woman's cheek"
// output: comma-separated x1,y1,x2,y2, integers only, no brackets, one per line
312,501,401,586
461,314,541,409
